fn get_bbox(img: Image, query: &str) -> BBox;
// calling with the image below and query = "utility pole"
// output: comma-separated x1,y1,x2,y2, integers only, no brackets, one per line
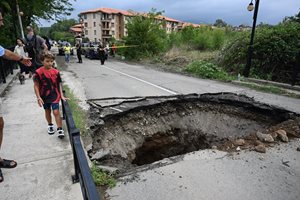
16,0,25,38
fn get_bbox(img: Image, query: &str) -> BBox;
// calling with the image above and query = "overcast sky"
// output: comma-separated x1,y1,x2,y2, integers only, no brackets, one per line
41,0,300,26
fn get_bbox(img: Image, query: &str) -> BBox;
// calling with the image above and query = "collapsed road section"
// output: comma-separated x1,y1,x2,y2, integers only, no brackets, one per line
87,93,300,172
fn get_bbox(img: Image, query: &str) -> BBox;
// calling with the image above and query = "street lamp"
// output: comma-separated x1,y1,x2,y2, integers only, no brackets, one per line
243,0,260,77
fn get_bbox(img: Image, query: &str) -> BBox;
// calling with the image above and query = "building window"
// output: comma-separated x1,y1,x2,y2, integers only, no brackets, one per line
85,30,88,35
84,22,88,27
94,22,96,27
93,13,96,19
84,14,87,19
112,15,114,19
112,31,115,35
111,23,115,28
94,30,97,35
94,38,97,42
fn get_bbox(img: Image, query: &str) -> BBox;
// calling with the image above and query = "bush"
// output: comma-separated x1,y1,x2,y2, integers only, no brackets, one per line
184,60,232,81
167,26,230,51
124,11,168,59
218,21,300,83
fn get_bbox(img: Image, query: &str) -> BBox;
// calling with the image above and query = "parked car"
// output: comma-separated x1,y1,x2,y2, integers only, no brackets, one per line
82,43,100,59
58,41,74,55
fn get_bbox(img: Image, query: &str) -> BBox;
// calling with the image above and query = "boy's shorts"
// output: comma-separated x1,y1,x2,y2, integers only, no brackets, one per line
43,103,59,110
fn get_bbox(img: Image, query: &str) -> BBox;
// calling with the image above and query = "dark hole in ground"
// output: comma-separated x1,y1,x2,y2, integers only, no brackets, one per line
87,93,299,171
132,128,210,165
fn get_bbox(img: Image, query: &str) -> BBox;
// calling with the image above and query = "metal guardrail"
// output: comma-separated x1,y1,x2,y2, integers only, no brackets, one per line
0,58,16,84
61,92,101,200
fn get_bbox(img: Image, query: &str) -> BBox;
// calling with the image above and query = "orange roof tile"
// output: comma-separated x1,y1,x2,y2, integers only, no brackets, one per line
70,27,82,33
72,24,83,28
180,22,201,28
158,15,181,23
80,7,134,16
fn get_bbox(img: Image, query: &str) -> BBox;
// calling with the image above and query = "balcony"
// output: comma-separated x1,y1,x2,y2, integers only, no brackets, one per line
102,34,112,38
101,18,112,22
102,26,110,30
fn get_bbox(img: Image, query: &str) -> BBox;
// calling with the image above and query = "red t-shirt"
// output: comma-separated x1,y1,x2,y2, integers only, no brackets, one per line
33,67,62,103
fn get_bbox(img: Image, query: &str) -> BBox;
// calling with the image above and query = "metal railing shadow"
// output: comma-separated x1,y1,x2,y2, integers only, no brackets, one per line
0,58,16,84
61,92,101,200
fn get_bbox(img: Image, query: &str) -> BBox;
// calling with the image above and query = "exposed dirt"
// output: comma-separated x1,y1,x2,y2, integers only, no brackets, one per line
87,93,299,174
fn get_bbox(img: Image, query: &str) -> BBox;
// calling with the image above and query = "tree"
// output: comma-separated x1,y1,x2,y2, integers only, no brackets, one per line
213,19,227,27
0,0,74,45
283,9,300,23
48,19,77,42
124,9,168,59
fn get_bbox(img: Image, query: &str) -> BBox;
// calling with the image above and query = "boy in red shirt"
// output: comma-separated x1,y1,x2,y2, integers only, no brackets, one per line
33,52,67,138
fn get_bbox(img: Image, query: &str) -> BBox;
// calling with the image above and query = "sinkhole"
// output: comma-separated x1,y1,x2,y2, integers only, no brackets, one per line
87,93,299,170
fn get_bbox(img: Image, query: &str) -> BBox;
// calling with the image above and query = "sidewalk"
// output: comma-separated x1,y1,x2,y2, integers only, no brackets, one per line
0,71,82,200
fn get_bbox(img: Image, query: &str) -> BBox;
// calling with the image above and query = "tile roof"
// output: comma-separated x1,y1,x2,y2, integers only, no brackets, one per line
80,7,134,16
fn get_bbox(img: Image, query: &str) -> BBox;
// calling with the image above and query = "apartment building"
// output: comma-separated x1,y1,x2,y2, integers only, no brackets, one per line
80,8,133,43
79,7,198,43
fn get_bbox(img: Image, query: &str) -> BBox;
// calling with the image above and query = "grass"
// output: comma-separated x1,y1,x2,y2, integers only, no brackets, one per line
184,60,234,81
237,82,300,99
63,85,88,135
91,162,117,188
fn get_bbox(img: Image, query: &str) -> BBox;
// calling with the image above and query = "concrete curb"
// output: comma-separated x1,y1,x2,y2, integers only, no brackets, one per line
244,77,300,92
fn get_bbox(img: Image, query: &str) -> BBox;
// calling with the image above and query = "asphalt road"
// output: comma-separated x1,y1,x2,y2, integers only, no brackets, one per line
59,55,300,113
57,55,300,200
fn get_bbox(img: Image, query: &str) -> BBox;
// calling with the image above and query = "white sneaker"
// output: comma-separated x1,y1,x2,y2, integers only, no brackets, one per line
57,129,65,139
48,124,55,135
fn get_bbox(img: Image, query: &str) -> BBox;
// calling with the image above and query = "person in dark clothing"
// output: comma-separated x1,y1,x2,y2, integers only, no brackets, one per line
24,26,48,77
98,45,106,65
76,42,82,63
291,51,300,86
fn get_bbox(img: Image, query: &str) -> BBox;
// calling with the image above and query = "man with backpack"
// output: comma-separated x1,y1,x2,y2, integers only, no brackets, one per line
24,26,48,77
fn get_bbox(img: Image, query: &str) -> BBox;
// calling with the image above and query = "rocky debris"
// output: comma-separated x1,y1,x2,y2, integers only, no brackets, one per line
297,147,300,151
270,132,278,140
236,146,241,151
96,165,119,174
86,143,93,153
234,139,245,146
91,149,110,161
256,131,274,143
275,130,289,142
255,144,266,153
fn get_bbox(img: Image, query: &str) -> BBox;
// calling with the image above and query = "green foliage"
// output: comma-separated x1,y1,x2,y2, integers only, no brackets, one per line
0,0,74,46
124,10,168,59
214,19,228,27
218,21,300,83
91,162,117,188
184,60,233,81
48,19,77,42
63,85,87,136
0,12,15,46
39,27,51,37
168,26,232,51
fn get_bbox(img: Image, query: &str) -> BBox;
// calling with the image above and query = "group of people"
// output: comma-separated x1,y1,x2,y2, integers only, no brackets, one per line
0,7,67,183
